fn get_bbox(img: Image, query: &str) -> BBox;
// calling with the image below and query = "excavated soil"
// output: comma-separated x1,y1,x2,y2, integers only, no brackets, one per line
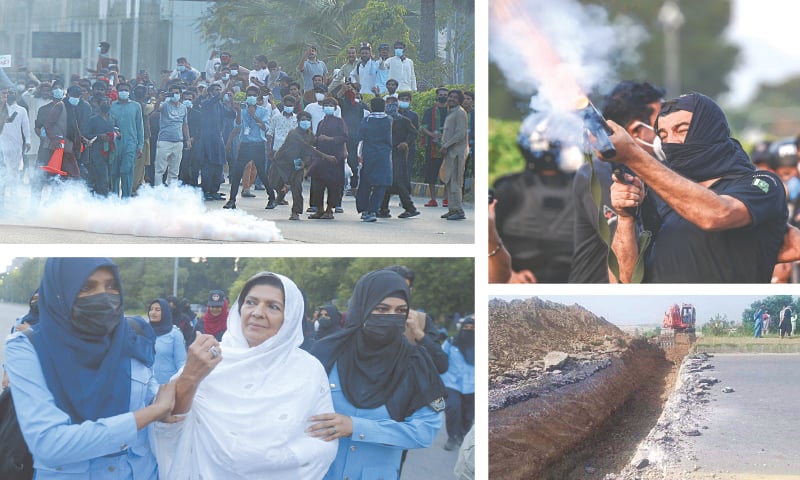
488,298,692,480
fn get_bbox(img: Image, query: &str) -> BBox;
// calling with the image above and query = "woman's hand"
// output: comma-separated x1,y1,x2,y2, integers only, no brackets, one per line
152,381,182,423
307,413,353,441
182,333,223,384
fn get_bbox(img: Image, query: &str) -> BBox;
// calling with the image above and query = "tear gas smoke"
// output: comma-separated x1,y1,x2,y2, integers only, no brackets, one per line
490,0,646,110
0,180,282,242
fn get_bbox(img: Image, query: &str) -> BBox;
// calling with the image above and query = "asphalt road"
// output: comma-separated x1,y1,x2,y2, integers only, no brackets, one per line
684,354,800,478
0,302,464,477
0,180,474,244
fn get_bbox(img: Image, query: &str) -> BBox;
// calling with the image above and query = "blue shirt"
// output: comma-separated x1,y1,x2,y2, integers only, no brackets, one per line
440,340,475,394
4,332,159,479
237,105,270,144
153,327,186,384
323,364,442,480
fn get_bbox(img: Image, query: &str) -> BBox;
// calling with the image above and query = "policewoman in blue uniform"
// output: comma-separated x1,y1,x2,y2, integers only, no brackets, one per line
4,258,177,479
310,269,446,480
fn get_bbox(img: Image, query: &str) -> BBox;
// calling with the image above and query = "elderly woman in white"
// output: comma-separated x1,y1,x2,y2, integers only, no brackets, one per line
151,272,337,479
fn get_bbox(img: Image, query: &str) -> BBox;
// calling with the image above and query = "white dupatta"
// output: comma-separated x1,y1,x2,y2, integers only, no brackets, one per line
151,273,337,479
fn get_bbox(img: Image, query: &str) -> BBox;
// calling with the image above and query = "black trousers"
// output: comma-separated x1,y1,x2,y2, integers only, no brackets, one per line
228,141,274,202
444,387,474,439
310,176,343,211
380,183,415,213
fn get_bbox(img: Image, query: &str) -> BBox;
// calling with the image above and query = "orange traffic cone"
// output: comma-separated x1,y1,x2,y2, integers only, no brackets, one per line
40,138,68,176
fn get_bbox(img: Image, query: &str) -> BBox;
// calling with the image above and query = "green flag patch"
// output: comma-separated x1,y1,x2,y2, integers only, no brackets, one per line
752,178,770,193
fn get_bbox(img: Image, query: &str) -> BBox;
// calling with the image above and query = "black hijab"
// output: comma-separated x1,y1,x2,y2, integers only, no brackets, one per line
311,270,446,422
20,289,40,326
656,92,754,182
148,298,174,336
454,317,475,365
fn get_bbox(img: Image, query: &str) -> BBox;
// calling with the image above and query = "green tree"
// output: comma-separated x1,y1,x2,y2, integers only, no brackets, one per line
742,296,797,335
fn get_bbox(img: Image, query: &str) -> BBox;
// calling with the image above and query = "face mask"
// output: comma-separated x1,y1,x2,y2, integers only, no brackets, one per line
6,93,17,104
68,96,80,106
100,104,111,113
630,121,665,161
283,106,294,114
385,104,398,116
362,313,405,348
223,74,230,81
651,135,667,163
223,93,231,102
398,100,410,109
395,48,404,57
183,100,193,108
437,95,448,103
323,106,335,115
118,91,130,100
170,93,179,102
97,46,102,53
315,93,325,102
177,65,186,72
231,70,238,76
246,95,258,106
787,176,800,202
354,98,361,103
71,293,123,337
52,88,65,100
298,120,311,130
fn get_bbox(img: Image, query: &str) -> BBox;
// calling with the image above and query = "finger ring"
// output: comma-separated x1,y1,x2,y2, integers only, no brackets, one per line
208,346,220,359
332,427,337,435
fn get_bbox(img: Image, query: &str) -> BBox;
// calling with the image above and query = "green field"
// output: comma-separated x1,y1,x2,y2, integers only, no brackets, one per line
694,335,800,354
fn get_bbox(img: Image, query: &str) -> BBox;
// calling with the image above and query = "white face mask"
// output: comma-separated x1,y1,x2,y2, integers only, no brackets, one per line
315,93,325,102
631,121,666,162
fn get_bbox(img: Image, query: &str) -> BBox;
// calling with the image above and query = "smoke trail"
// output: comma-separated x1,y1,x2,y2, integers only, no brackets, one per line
1,181,282,242
490,0,646,112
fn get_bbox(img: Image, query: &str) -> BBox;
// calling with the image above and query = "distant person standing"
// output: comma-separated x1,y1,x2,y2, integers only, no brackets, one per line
203,290,229,341
109,82,144,198
297,46,328,92
762,312,771,335
439,89,469,221
779,303,793,339
754,304,765,338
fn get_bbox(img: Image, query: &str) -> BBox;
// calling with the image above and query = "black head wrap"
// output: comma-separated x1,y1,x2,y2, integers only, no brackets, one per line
454,317,475,365
311,270,446,421
148,298,174,336
656,93,754,182
20,289,40,326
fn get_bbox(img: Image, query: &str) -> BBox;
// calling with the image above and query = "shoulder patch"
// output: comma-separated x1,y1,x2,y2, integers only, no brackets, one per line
752,178,770,193
429,397,446,412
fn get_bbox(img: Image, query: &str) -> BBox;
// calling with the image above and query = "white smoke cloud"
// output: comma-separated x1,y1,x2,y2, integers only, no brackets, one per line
490,0,647,111
1,179,282,242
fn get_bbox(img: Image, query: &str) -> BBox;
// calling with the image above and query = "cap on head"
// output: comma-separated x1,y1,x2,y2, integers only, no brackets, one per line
208,290,225,307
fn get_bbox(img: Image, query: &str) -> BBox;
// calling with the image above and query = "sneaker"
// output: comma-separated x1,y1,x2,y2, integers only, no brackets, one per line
265,201,276,209
398,209,420,218
254,184,266,191
441,211,453,219
444,437,459,451
289,213,300,220
277,199,289,206
446,211,466,220
424,199,438,207
212,193,224,200
334,207,344,213
241,189,256,198
308,211,325,219
204,193,214,201
223,200,236,209
442,199,449,207
360,212,367,219
362,213,377,222
307,206,318,213
320,212,335,219
376,210,392,218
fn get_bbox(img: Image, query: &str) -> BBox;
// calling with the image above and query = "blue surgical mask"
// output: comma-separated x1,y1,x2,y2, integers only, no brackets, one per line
172,93,181,102
183,100,193,108
118,91,130,100
246,95,258,106
299,120,311,130
96,46,102,53
222,74,230,81
395,48,404,57
177,65,186,72
52,88,64,100
68,96,80,106
323,106,334,116
283,106,294,114
398,100,410,109
231,70,238,76
788,176,800,202
223,93,231,102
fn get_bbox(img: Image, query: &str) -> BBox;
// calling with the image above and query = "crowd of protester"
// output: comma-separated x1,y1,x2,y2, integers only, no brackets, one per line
0,41,474,222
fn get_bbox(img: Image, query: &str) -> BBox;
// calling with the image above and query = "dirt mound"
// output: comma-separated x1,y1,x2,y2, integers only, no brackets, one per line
489,297,628,379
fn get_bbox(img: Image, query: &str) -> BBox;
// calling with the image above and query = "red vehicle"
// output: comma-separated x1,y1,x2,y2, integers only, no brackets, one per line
662,303,696,333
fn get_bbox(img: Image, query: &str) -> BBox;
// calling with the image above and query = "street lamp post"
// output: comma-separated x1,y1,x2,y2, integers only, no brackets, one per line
658,0,685,99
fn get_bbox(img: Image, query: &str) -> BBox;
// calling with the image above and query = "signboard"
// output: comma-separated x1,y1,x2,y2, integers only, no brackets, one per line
0,55,11,67
31,32,82,59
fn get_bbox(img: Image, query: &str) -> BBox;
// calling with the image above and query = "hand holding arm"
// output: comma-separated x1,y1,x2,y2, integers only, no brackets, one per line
173,333,222,414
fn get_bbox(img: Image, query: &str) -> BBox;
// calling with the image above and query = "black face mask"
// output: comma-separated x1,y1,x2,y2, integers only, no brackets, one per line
437,95,448,103
29,300,39,316
362,313,406,348
71,293,123,337
6,94,16,104
99,104,111,113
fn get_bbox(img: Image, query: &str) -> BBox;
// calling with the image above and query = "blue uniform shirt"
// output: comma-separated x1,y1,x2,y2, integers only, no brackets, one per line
323,364,442,480
153,327,186,384
237,105,270,144
440,339,475,394
4,332,159,479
